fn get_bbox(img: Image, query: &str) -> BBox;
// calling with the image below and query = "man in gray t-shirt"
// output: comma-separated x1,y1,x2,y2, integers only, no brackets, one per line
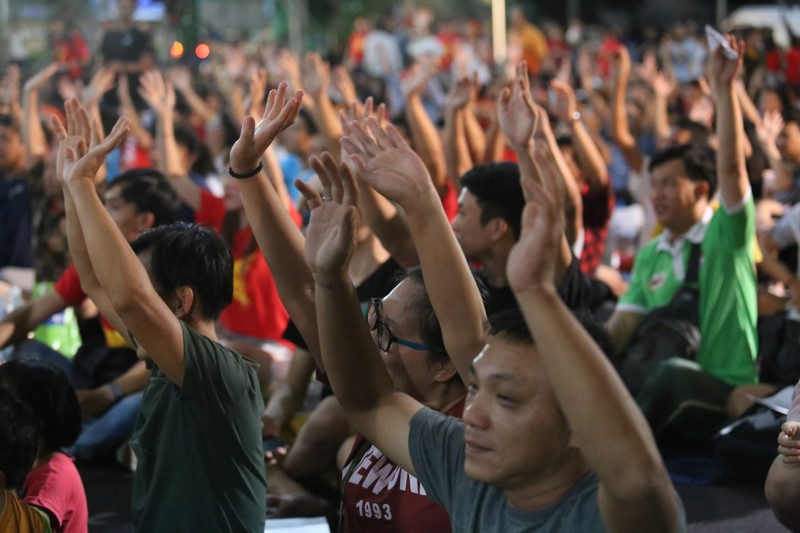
409,408,606,532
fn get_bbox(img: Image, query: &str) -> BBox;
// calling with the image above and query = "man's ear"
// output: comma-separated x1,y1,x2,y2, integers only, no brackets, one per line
488,218,510,242
173,286,196,319
137,212,156,232
694,180,710,201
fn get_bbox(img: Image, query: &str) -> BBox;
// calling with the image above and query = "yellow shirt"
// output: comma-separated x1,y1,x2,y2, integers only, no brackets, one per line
0,490,52,533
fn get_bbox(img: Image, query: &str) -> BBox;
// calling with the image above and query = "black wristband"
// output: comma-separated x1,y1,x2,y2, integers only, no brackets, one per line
228,162,263,180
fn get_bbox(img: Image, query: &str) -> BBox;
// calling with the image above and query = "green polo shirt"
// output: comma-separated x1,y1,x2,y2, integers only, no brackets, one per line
131,322,266,532
618,199,758,386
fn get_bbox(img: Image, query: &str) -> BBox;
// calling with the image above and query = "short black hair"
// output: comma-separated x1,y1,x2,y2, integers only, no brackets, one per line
396,266,488,368
131,222,233,320
173,124,216,176
0,390,37,488
785,109,800,127
488,307,614,359
0,114,20,134
648,143,717,199
0,360,81,451
459,162,525,240
674,117,712,145
108,168,181,227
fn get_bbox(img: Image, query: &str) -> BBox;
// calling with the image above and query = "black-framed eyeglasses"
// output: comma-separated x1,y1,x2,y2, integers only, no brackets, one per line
367,298,446,354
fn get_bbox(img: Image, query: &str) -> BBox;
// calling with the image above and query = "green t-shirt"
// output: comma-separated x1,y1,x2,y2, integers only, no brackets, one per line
618,200,758,385
130,322,266,532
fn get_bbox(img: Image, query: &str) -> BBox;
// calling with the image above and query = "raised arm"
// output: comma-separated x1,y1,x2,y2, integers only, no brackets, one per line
710,35,749,208
301,53,342,157
228,84,325,365
117,74,153,152
498,64,575,281
168,66,217,124
302,158,421,475
51,108,133,346
339,103,419,268
611,48,645,173
443,77,475,191
403,60,449,193
60,99,186,386
508,144,679,532
0,65,22,128
138,69,201,210
21,63,59,169
342,118,486,382
551,79,610,188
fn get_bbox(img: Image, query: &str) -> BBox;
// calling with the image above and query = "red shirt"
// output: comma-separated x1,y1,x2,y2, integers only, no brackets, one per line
53,265,129,348
196,190,291,341
23,452,88,533
439,181,458,222
342,398,464,533
579,180,614,276
53,30,90,79
786,46,800,85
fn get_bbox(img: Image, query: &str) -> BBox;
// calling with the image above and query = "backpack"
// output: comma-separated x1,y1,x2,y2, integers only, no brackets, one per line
618,243,702,395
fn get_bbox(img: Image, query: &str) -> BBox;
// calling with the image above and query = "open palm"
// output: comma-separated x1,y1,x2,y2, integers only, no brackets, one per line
301,153,360,278
340,117,432,206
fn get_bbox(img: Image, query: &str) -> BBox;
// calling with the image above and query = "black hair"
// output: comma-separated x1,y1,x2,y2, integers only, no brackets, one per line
0,114,20,134
296,107,319,136
131,222,233,320
0,360,81,451
674,117,712,145
648,143,717,199
785,109,800,127
108,168,181,227
395,267,488,368
459,162,525,240
173,124,216,176
487,307,614,359
0,390,37,488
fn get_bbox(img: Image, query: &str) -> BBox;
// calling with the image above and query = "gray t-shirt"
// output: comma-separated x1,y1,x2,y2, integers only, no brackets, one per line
131,322,267,532
408,407,606,532
409,407,686,532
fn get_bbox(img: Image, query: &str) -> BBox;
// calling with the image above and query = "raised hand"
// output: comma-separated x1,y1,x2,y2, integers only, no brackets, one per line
498,62,540,148
54,98,129,184
550,79,578,121
138,69,174,117
507,143,566,293
168,66,193,92
23,63,59,93
331,65,357,105
709,33,744,93
248,67,268,119
278,49,303,93
612,47,632,83
82,67,116,107
402,59,437,99
778,421,800,464
0,64,20,109
229,81,303,173
446,74,478,111
300,152,360,279
651,71,676,99
340,117,433,206
757,110,785,147
301,52,330,99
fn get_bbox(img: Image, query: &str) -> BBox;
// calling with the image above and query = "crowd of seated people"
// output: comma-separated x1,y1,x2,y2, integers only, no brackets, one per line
3,0,800,531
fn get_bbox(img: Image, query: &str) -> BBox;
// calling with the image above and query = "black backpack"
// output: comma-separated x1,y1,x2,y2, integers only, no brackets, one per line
618,243,702,395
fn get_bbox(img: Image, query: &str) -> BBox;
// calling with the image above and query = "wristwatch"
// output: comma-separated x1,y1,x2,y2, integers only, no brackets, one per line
570,110,581,123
